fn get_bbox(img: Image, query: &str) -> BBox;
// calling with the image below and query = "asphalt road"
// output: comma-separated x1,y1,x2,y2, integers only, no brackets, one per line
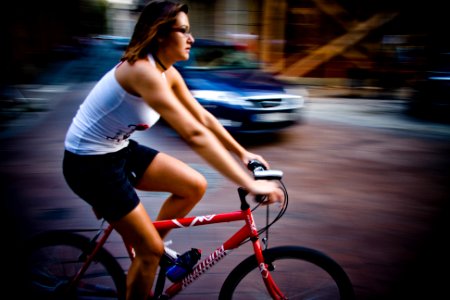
1,42,449,298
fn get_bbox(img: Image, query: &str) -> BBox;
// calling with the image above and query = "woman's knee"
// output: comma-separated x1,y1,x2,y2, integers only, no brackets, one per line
187,172,207,202
136,238,165,263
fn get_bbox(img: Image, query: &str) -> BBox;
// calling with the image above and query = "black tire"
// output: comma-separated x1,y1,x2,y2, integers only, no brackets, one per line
219,246,355,300
24,231,126,300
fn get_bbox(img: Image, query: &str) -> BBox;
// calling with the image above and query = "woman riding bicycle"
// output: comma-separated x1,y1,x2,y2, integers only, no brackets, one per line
62,1,283,299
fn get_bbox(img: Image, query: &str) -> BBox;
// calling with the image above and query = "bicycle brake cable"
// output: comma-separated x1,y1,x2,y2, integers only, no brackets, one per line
240,180,288,246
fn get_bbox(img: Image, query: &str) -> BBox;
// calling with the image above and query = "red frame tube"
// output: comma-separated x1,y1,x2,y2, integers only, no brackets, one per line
74,207,285,298
68,225,114,290
152,210,245,230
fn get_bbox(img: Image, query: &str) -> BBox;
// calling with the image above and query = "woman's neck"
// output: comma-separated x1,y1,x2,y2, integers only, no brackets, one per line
152,53,167,72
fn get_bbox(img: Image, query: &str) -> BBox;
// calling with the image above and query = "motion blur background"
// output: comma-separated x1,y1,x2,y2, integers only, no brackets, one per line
1,0,448,120
1,1,449,299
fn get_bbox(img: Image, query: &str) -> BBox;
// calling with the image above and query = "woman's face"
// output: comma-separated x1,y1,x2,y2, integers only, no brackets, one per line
160,12,194,62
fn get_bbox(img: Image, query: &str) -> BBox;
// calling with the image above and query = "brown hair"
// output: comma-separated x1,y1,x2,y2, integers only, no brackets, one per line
121,0,188,64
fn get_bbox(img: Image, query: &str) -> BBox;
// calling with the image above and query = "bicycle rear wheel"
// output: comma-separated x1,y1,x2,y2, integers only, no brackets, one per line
25,231,126,300
219,246,355,300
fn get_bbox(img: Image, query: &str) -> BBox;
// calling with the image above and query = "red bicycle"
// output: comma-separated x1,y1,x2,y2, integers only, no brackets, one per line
25,160,355,299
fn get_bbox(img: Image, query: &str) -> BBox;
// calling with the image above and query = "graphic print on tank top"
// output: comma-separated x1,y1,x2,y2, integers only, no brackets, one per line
106,123,150,143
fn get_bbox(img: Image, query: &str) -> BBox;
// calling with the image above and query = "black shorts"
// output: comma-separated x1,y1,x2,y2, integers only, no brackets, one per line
62,140,159,222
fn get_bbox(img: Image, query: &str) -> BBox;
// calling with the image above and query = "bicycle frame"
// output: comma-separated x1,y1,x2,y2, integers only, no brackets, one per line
69,187,286,299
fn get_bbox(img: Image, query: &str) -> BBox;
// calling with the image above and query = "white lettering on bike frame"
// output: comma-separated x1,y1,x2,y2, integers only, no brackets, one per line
246,214,258,233
259,262,269,278
181,245,228,288
171,214,216,228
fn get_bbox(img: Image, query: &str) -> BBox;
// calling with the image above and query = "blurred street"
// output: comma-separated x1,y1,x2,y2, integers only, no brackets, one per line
1,40,449,299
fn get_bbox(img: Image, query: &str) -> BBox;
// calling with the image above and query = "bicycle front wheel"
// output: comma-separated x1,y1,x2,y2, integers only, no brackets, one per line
219,246,355,300
25,231,126,300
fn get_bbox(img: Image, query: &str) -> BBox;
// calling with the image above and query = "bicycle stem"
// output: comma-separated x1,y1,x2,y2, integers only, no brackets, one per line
238,187,251,210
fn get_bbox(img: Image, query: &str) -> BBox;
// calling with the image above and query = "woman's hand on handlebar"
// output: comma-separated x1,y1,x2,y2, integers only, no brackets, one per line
240,151,270,170
247,180,284,205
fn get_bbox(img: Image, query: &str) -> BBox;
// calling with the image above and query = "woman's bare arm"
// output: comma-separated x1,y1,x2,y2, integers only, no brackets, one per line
116,60,281,201
169,67,270,168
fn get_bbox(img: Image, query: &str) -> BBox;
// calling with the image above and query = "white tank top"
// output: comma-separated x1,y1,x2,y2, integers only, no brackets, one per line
65,55,162,154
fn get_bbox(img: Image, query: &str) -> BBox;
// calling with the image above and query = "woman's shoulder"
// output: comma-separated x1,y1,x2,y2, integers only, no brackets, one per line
117,59,163,83
164,64,183,84
126,59,157,76
115,59,167,97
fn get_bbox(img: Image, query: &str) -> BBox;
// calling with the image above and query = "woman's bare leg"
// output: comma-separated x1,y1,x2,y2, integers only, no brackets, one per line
135,152,207,238
111,152,207,299
111,203,163,300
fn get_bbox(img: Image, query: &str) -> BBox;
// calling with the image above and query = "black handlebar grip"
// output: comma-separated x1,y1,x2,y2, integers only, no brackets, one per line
254,194,267,203
247,159,267,172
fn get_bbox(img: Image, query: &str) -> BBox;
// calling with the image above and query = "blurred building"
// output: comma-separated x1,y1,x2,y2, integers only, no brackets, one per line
86,0,438,92
1,0,441,93
1,0,108,86
180,0,430,92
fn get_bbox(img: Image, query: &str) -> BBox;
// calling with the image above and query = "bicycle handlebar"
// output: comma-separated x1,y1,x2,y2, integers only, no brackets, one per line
247,160,283,180
246,160,284,204
247,159,267,172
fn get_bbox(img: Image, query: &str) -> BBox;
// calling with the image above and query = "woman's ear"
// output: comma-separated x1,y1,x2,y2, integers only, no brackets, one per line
155,33,164,44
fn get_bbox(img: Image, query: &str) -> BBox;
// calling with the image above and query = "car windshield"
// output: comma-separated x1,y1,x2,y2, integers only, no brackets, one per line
178,45,260,70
